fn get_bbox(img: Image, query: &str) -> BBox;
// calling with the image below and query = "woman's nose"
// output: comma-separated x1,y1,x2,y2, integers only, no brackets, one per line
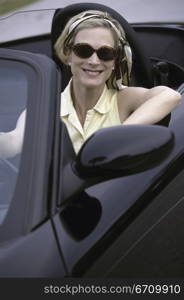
88,52,100,64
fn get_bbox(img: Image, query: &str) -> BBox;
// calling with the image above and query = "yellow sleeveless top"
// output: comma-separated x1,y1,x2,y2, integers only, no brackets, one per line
60,81,121,153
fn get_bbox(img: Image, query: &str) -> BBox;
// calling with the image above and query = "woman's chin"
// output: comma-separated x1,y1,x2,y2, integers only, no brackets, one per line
80,78,105,89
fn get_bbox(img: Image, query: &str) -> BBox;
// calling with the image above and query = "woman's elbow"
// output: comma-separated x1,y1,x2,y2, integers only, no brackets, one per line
167,88,181,108
159,86,182,108
173,90,182,106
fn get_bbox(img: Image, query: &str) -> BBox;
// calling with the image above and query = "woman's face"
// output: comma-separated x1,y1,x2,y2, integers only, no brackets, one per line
67,27,116,90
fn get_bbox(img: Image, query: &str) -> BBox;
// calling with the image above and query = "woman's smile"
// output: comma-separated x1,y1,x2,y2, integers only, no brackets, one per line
82,67,103,76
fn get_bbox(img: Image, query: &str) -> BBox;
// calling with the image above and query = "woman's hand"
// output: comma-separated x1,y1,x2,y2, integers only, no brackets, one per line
0,110,26,158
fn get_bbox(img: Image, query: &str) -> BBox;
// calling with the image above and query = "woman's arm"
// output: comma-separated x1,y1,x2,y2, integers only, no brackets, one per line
118,86,181,125
0,110,26,158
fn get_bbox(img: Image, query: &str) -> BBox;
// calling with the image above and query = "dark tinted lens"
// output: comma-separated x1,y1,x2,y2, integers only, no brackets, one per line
72,44,116,61
97,47,116,61
73,44,94,58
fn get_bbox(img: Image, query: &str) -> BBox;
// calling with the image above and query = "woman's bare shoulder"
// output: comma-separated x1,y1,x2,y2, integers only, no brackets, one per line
117,86,148,100
117,86,148,111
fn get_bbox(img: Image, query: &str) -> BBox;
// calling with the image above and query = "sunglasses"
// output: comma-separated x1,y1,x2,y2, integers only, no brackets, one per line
72,43,117,61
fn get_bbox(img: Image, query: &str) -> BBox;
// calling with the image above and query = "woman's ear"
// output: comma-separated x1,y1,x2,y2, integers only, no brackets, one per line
66,51,72,66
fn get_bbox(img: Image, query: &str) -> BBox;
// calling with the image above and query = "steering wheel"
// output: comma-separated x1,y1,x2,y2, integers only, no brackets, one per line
51,2,154,89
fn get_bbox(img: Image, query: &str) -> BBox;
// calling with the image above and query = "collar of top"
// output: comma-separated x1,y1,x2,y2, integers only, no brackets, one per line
61,80,113,117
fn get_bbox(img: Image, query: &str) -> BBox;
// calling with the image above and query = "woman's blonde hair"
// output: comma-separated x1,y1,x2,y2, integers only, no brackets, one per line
54,10,132,89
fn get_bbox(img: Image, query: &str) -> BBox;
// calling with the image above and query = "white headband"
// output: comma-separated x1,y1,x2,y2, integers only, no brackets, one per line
69,14,122,38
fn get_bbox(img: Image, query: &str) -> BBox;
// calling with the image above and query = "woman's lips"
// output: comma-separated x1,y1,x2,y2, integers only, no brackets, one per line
82,68,103,76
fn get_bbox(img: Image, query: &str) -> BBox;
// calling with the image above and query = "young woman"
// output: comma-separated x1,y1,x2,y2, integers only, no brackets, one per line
0,10,181,157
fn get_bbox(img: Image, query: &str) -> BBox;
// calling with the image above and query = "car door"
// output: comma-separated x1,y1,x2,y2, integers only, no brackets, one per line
0,48,66,277
51,85,184,278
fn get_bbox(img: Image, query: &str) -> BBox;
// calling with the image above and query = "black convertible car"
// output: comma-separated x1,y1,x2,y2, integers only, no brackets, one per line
0,2,184,278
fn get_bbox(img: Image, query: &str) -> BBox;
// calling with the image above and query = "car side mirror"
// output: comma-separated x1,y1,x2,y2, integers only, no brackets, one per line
62,124,174,201
75,124,174,177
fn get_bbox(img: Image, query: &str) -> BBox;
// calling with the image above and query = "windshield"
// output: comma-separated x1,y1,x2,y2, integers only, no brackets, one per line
0,59,30,224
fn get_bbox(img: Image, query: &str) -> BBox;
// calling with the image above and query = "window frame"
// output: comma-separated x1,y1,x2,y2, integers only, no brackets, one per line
0,48,61,242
